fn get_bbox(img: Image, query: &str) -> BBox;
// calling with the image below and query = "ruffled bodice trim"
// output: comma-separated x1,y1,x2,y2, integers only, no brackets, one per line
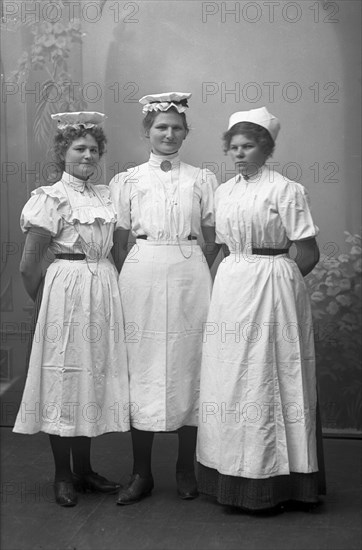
30,176,116,226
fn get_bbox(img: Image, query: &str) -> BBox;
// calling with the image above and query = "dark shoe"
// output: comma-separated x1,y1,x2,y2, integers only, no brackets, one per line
116,473,154,505
54,480,77,507
176,470,199,500
73,472,120,494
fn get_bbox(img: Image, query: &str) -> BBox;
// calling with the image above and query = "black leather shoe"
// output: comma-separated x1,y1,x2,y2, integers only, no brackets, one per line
116,473,154,505
54,480,78,507
73,472,120,494
176,470,199,500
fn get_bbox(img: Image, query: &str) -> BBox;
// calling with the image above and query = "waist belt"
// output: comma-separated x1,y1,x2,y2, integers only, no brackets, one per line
136,235,197,241
55,253,86,260
252,248,289,256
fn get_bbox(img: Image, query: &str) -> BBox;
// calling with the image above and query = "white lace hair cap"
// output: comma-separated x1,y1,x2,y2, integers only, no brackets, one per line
227,107,280,141
51,111,106,130
139,92,192,114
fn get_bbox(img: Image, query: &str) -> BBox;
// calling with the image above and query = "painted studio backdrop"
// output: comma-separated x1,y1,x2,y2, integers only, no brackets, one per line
1,0,361,434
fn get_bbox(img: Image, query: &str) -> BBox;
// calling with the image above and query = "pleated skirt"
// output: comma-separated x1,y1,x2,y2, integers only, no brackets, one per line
197,398,326,510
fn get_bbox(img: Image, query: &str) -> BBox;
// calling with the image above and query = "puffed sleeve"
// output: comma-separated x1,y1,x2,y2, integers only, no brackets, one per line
20,187,64,237
278,181,319,241
200,169,219,226
109,171,132,230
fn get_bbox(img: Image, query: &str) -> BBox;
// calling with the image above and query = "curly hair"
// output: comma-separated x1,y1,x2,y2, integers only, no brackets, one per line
222,122,275,157
52,126,107,171
142,106,190,135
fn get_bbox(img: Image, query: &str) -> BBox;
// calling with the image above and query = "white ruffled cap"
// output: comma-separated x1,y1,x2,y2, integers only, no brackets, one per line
227,107,280,141
139,92,192,114
51,111,106,129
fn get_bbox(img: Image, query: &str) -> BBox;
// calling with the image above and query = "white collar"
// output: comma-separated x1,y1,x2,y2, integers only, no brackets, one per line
149,152,181,169
62,171,90,193
237,165,265,183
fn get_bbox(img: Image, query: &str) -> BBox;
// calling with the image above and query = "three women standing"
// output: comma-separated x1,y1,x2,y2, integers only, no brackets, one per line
110,92,219,504
197,107,323,513
15,103,323,513
13,112,130,507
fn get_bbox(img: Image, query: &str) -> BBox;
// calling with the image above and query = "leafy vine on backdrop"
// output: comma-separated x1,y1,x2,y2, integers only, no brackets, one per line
306,231,362,430
9,1,87,146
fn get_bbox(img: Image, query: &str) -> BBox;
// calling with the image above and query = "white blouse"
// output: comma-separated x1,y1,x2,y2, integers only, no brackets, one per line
109,153,218,240
215,165,319,252
20,172,116,259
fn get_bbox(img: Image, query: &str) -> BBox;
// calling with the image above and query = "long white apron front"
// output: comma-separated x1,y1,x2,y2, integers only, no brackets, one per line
197,167,319,479
120,240,211,431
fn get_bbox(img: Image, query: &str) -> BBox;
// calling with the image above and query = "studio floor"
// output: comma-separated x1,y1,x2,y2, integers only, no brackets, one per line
0,428,361,550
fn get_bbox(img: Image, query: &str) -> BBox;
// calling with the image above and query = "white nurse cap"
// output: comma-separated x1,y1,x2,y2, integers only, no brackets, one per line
227,107,280,141
51,111,106,130
139,92,192,115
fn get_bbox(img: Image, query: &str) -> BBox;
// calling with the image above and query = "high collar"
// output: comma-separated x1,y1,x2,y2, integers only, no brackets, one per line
149,151,181,169
236,165,265,183
62,171,90,193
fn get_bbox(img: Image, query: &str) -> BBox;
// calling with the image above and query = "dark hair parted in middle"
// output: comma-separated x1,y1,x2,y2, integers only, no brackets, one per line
222,122,275,157
53,125,107,171
142,106,190,135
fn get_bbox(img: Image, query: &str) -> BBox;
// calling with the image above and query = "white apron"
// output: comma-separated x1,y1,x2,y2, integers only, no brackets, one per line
197,166,319,479
120,239,211,430
110,157,217,431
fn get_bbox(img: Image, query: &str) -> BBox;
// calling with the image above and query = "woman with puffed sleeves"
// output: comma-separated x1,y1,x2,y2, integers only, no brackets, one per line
13,112,130,507
110,92,219,505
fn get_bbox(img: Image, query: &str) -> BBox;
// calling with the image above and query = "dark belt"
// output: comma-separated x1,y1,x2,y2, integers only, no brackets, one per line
252,248,289,256
136,235,197,240
55,253,86,260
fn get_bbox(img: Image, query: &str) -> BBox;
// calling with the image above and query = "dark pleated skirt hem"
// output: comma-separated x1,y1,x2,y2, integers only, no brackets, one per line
197,463,323,511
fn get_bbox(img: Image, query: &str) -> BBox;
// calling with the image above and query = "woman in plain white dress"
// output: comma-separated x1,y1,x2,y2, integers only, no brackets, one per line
197,107,325,513
110,92,219,504
13,112,130,507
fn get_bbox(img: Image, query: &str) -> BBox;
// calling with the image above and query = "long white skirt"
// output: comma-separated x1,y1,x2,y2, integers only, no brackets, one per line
119,240,212,431
13,258,130,437
197,253,318,479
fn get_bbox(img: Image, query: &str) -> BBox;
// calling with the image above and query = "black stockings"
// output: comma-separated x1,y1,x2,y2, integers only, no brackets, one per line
71,437,92,475
49,435,93,481
131,426,197,477
131,428,154,477
176,426,197,472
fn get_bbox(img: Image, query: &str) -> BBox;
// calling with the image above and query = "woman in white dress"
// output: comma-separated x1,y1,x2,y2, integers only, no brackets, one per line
197,107,324,513
110,92,219,504
13,112,130,507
